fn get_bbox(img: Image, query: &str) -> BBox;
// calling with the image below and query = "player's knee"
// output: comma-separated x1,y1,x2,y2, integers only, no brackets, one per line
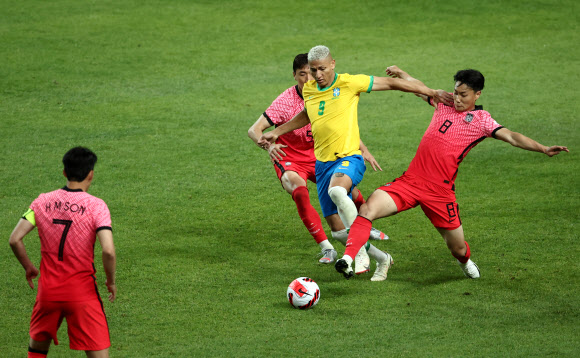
328,186,348,205
358,201,384,221
447,241,466,256
281,179,301,194
357,202,370,216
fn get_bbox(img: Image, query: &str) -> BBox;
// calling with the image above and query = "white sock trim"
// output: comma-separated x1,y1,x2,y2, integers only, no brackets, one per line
331,229,348,245
319,239,334,251
343,255,353,265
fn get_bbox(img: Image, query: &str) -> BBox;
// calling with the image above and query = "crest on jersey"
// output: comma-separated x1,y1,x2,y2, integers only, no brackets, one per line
333,88,340,97
285,162,292,166
464,113,474,123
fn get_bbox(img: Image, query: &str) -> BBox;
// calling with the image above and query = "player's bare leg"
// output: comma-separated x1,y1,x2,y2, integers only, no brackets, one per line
86,348,110,358
280,171,333,261
28,338,51,357
358,189,399,221
336,189,398,280
280,170,306,194
437,226,480,278
437,226,467,257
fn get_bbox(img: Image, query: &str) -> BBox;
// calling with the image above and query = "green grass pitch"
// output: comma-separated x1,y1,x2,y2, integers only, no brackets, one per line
0,0,578,356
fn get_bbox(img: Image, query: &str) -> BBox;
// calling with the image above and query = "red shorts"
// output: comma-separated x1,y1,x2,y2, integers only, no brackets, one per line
30,299,110,351
378,173,461,230
273,160,316,184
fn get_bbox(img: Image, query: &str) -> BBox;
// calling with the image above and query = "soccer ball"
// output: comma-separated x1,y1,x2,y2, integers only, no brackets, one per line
287,277,320,309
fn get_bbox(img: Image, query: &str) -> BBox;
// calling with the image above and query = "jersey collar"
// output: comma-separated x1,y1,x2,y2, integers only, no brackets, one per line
317,73,338,91
62,186,84,192
294,85,303,100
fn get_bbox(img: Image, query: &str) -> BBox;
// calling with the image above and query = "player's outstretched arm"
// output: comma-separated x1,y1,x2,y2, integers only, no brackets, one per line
258,109,310,146
9,218,39,289
248,115,273,149
97,229,117,302
360,140,382,171
375,66,453,106
386,66,431,103
494,128,569,157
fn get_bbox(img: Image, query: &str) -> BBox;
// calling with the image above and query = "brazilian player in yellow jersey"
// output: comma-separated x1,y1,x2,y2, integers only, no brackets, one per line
303,73,373,162
260,45,452,281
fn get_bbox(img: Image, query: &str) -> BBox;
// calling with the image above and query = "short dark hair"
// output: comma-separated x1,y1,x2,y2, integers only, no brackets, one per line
454,69,485,92
62,147,97,182
293,53,308,73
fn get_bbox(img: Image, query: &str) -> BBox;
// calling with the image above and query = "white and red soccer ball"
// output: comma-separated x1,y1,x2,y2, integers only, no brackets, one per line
287,277,320,309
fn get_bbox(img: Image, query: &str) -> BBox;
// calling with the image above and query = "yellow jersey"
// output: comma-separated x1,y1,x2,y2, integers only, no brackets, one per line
303,73,373,162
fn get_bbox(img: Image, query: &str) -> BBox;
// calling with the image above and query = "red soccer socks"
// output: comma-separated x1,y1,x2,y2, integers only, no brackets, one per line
292,186,327,244
352,189,366,212
28,347,48,358
452,241,471,264
344,216,372,258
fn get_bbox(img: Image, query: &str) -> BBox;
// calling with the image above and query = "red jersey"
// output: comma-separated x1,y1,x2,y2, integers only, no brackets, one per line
406,99,503,187
28,187,112,301
264,85,316,164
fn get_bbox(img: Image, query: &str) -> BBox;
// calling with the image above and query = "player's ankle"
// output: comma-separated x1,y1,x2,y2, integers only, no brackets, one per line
319,239,334,251
28,347,48,358
342,255,353,265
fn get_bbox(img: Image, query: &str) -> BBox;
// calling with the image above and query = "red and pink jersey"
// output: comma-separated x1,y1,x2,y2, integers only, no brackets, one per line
406,98,503,187
28,187,112,301
264,85,316,164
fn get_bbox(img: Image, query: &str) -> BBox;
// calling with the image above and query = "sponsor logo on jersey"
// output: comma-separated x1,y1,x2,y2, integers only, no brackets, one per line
464,113,474,123
285,162,292,166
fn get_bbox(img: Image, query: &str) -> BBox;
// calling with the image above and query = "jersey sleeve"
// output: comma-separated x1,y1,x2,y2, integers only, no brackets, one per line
22,208,36,226
479,111,503,137
27,194,43,224
264,90,293,126
94,199,112,232
347,74,373,94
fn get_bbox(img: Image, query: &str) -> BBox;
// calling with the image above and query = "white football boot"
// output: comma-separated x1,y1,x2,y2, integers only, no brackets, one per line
371,252,394,282
318,249,337,264
369,227,389,240
458,259,480,278
354,246,370,275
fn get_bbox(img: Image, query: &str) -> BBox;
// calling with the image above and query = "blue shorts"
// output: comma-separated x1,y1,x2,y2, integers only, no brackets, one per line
315,155,366,217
